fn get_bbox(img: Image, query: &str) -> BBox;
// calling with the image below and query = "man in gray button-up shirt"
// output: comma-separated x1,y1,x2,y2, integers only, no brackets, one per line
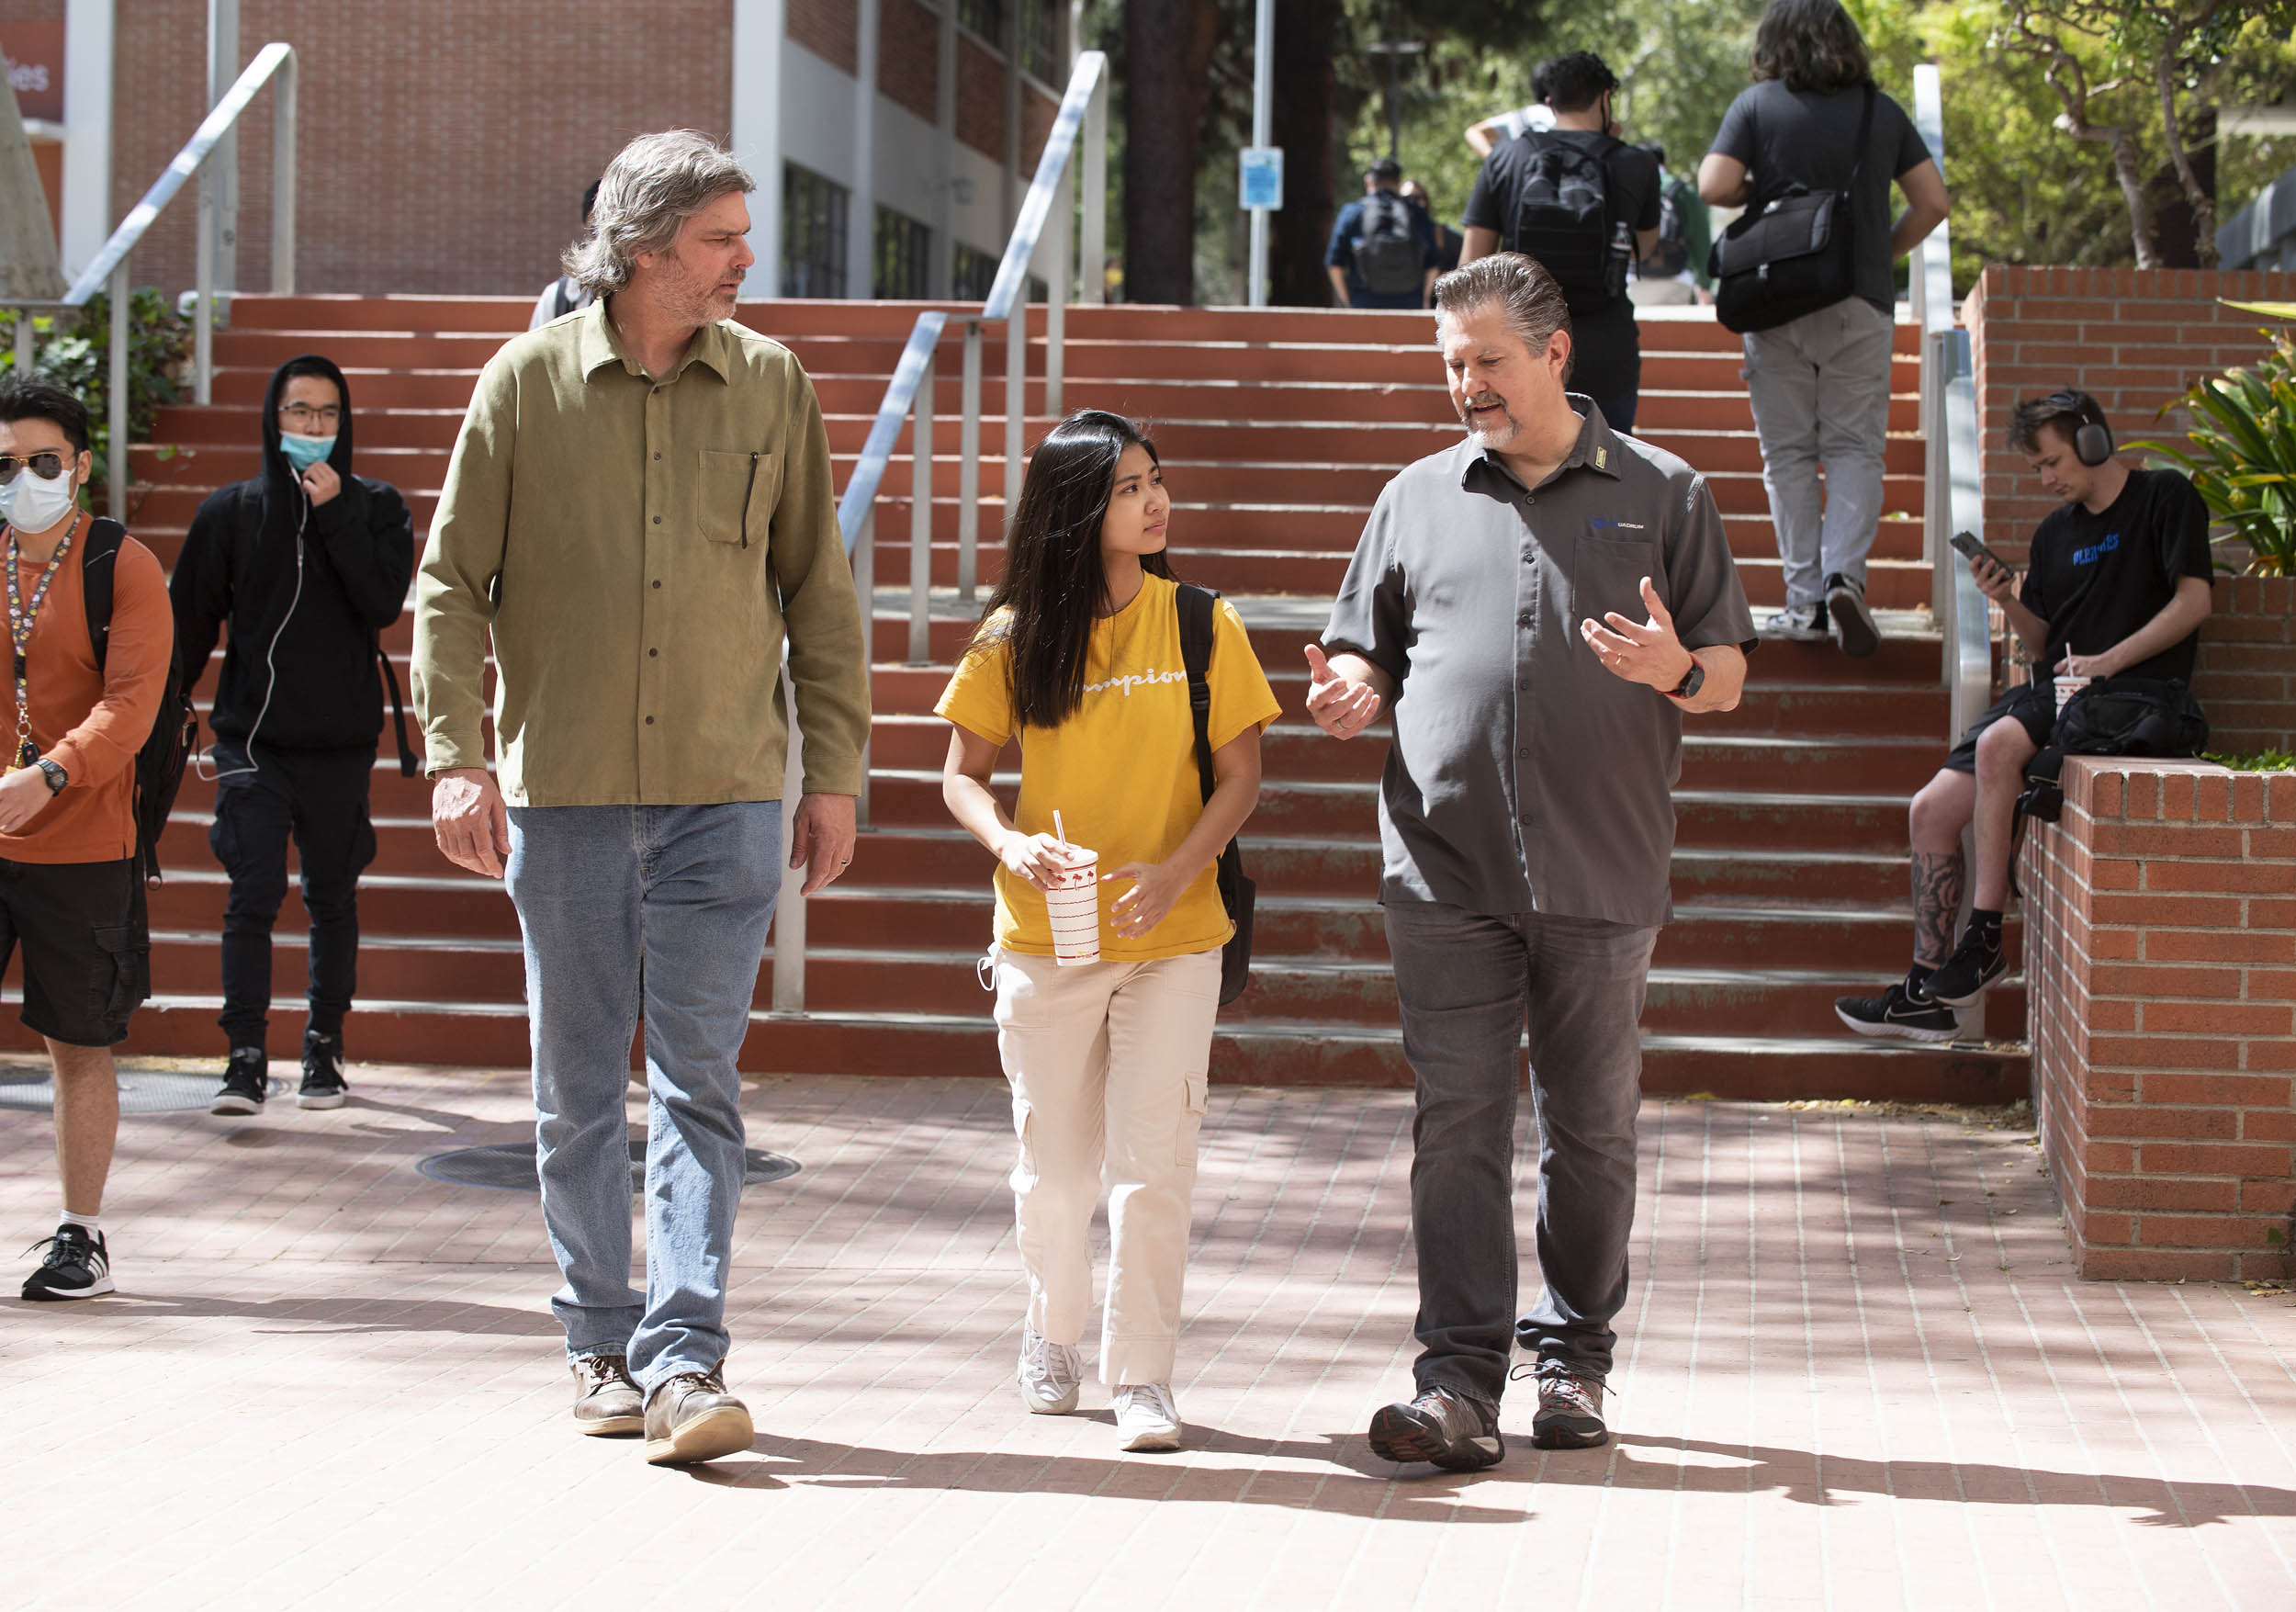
1313,253,1754,1471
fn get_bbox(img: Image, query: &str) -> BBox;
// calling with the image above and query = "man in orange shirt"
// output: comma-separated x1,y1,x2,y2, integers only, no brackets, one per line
0,377,173,1301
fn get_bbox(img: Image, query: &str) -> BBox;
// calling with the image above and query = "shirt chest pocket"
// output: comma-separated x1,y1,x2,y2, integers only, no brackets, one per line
698,449,780,547
1569,525,1659,625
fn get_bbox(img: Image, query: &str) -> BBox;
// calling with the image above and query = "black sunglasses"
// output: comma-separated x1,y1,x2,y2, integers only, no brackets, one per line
0,453,70,485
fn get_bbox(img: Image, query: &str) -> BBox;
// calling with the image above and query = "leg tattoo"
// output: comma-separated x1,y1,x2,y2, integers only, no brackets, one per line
1911,851,1965,969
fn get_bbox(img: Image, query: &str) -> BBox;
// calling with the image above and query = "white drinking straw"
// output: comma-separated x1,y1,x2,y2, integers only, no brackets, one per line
1053,809,1067,845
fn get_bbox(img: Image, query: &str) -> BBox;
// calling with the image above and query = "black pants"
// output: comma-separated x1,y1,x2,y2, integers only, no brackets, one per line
1572,308,1642,435
210,743,377,1048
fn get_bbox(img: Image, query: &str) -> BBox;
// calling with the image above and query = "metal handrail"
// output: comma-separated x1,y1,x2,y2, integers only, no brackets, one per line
771,49,1109,1015
6,42,297,520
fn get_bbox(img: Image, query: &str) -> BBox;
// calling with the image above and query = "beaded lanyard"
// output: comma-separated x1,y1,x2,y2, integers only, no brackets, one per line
4,511,81,771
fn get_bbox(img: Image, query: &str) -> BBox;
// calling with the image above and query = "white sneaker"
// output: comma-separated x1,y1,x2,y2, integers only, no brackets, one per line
1018,1327,1083,1415
1762,603,1826,641
1113,1382,1183,1452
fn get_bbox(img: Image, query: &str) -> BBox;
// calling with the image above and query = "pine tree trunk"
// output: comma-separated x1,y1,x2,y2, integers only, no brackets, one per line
1268,0,1340,307
1122,0,1218,305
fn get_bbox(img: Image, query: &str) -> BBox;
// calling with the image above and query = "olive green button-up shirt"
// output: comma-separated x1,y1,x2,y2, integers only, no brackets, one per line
411,301,871,806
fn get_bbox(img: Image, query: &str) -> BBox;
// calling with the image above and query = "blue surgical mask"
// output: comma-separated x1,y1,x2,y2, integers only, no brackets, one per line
280,432,335,474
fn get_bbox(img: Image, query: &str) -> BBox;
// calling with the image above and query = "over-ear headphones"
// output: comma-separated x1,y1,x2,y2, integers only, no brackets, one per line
2043,389,2114,468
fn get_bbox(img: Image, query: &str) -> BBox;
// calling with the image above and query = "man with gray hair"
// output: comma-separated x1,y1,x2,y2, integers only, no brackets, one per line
1307,253,1754,1468
413,130,871,1466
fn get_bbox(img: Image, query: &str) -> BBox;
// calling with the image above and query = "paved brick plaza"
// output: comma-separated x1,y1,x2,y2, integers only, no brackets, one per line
6,1062,2296,1610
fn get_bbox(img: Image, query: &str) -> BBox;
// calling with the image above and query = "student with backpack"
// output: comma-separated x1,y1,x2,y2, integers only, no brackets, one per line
0,376,175,1302
172,355,417,1116
1459,51,1661,432
937,411,1279,1453
1627,144,1713,308
1325,157,1441,310
1698,0,1948,656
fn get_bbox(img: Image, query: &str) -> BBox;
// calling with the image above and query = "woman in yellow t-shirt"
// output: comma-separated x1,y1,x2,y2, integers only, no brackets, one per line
936,411,1279,1454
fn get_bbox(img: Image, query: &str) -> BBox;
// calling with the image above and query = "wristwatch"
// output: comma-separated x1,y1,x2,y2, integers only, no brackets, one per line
35,758,66,795
1667,657,1705,701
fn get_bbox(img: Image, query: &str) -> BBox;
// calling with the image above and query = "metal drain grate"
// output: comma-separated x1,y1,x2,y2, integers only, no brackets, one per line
0,1070,275,1115
416,1139,800,1194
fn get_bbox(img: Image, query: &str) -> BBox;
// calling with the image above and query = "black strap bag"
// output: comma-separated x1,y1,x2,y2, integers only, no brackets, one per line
1709,87,1874,334
1505,132,1625,314
2014,676,2211,826
1176,583,1253,1006
81,517,197,884
1353,192,1426,298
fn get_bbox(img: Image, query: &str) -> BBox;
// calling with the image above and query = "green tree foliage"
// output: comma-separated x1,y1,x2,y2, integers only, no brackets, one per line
0,289,191,518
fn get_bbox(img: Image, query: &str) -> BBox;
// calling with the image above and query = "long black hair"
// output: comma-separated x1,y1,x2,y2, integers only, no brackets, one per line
1750,0,1874,94
967,410,1176,729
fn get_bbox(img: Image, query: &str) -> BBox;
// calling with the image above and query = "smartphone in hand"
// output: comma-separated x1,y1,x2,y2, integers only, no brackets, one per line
1948,530,2012,575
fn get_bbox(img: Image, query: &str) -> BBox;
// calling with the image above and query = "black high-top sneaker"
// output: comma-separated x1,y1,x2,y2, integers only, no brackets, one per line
210,1047,268,1115
298,1031,350,1110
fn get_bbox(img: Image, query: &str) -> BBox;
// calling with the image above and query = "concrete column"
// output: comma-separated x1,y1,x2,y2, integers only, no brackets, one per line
58,0,113,283
932,0,956,297
730,0,785,297
1000,0,1020,236
206,0,238,295
850,0,879,298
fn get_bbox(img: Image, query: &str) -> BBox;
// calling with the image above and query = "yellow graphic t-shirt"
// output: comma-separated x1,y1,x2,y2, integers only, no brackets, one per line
935,574,1282,962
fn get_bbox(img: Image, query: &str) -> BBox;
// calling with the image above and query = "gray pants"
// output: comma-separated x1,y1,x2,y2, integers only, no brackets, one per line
1385,901,1660,1405
1741,297,1896,610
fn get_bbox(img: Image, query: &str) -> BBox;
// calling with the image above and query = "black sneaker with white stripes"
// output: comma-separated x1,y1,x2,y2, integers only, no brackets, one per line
211,1047,267,1115
298,1031,350,1110
1923,931,2009,1007
21,1223,114,1301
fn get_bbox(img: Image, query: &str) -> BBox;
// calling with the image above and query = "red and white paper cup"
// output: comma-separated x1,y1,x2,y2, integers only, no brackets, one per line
1044,851,1100,965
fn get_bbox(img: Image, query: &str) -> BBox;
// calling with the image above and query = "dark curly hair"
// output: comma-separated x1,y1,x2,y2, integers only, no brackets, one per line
1750,0,1874,95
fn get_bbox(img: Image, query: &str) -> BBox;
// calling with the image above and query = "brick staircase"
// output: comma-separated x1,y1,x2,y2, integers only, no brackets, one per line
31,292,2025,1102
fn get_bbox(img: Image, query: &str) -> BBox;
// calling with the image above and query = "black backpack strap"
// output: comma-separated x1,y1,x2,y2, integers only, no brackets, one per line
1846,85,1876,196
80,515,127,675
1176,583,1218,805
377,638,420,777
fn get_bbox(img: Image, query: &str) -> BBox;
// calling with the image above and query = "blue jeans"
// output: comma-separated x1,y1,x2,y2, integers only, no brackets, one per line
1384,901,1658,1404
505,801,781,1391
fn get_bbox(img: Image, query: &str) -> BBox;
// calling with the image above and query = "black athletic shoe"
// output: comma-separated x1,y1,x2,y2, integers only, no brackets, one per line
1367,1384,1503,1471
210,1047,268,1115
21,1224,114,1301
1825,572,1880,659
1525,1361,1610,1449
298,1031,349,1110
1924,933,2008,1007
1835,980,1960,1043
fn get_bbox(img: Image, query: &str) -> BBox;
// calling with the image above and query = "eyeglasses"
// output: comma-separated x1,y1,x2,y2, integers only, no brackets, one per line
0,453,69,485
278,403,342,428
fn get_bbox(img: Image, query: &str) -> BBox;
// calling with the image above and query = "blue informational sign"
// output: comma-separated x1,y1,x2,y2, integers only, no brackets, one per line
1240,147,1284,211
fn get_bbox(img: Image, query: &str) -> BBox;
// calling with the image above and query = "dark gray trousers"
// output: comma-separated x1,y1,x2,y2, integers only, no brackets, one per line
1384,901,1659,1405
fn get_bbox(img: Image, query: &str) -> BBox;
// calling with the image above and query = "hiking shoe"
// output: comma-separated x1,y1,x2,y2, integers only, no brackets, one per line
1113,1382,1184,1452
210,1047,268,1115
1762,603,1827,641
1367,1384,1503,1471
1525,1361,1609,1449
1923,932,2008,1007
569,1352,643,1437
1835,980,1959,1043
298,1031,349,1110
1018,1325,1083,1415
21,1224,114,1301
643,1369,753,1465
1825,572,1879,659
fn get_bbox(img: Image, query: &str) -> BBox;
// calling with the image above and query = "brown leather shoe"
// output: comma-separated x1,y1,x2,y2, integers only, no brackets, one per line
643,1368,754,1465
570,1353,643,1436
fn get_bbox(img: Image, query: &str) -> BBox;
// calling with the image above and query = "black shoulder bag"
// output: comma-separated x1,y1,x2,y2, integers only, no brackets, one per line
1710,86,1874,334
82,518,197,884
1176,583,1254,1006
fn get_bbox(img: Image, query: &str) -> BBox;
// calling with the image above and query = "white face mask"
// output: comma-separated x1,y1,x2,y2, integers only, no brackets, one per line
0,459,78,536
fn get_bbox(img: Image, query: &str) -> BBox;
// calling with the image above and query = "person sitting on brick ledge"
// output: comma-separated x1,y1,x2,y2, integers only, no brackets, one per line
1836,389,2215,1041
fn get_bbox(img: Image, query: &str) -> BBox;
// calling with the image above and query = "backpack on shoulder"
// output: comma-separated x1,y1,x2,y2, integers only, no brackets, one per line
1638,178,1693,279
1709,87,1874,334
1352,192,1426,299
1176,583,1254,1006
81,518,196,885
1504,132,1626,314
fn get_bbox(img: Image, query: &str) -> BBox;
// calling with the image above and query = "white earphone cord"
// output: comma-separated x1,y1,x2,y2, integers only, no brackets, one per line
197,486,308,783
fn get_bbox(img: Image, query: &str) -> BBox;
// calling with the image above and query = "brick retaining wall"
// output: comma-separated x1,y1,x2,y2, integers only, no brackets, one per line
2020,756,2296,1280
2194,576,2296,757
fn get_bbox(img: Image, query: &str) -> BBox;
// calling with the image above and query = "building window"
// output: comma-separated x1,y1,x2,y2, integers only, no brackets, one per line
951,242,1046,305
1020,0,1064,83
956,0,1003,43
875,208,932,299
782,164,850,299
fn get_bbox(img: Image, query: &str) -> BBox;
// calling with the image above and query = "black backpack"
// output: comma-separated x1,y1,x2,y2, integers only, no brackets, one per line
1505,132,1624,313
2015,677,2211,826
82,517,196,885
1176,583,1253,1007
1639,178,1692,279
1352,192,1425,298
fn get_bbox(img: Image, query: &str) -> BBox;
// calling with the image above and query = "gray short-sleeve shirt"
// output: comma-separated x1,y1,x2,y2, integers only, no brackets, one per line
1322,400,1756,927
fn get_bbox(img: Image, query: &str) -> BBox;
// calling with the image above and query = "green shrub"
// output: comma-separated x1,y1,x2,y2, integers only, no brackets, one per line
0,289,193,519
2132,314,2296,579
2202,750,2296,772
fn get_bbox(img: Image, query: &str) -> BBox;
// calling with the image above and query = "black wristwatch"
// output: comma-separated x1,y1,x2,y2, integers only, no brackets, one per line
35,758,66,795
1667,656,1705,701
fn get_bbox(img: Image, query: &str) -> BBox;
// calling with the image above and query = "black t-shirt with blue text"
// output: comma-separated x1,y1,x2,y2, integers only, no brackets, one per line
2019,468,2214,682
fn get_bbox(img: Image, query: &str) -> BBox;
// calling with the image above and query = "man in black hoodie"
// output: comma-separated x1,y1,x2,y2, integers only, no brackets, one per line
171,355,417,1114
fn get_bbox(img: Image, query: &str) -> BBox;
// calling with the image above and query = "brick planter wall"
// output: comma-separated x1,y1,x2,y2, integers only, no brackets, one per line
2194,576,2296,757
2019,756,2296,1279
